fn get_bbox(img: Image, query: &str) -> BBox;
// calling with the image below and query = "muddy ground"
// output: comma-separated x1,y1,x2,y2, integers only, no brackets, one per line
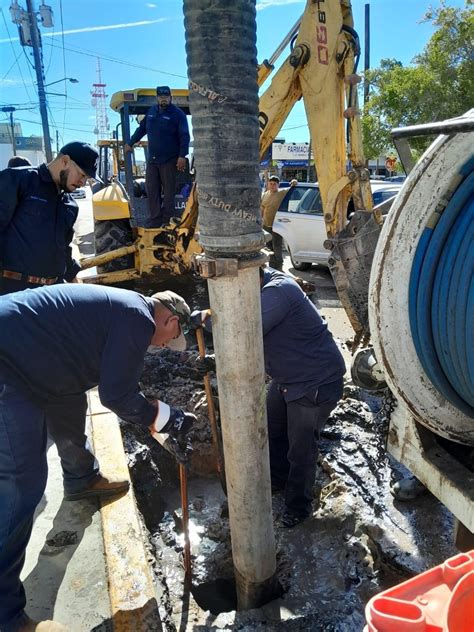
120,278,456,632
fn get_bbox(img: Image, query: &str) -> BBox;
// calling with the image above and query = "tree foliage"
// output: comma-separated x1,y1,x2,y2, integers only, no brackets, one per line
361,2,474,158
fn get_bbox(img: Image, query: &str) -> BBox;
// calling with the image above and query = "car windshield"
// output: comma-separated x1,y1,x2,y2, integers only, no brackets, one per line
278,185,310,212
372,189,399,205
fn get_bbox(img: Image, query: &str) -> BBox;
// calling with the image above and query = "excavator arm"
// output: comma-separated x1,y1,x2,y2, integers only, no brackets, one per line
258,0,378,339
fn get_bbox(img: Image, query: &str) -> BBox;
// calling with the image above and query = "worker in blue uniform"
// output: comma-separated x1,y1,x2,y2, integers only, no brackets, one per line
0,141,99,296
195,267,346,528
0,284,196,632
124,86,190,227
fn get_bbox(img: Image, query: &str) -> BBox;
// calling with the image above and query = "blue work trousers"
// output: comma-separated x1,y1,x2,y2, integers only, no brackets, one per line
267,379,342,517
145,158,177,226
263,225,283,271
0,380,98,631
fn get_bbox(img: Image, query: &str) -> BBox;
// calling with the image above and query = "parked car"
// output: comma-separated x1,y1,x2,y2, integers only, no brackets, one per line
272,181,402,270
71,186,87,199
385,175,406,183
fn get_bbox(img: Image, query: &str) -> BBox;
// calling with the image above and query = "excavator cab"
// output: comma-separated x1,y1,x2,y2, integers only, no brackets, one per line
86,89,201,282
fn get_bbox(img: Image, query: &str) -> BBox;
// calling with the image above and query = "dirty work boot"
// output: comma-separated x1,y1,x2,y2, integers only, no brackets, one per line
19,616,68,631
390,476,426,501
64,474,129,501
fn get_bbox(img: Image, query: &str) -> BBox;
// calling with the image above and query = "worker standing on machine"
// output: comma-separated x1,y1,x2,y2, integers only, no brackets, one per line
195,267,346,528
124,86,190,227
0,284,196,632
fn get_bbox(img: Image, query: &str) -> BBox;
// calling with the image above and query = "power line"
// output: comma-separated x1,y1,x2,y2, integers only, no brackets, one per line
43,29,55,76
1,48,24,81
58,0,68,135
15,116,97,136
280,123,308,131
0,7,33,102
44,40,188,79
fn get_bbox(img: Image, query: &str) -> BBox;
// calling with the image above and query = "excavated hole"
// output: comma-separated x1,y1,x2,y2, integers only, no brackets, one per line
191,578,237,614
118,279,458,629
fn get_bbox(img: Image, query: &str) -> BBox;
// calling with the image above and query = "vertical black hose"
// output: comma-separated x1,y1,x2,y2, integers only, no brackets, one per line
184,0,264,256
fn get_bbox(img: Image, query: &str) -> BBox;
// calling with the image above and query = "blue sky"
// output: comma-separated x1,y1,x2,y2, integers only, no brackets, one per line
0,0,467,150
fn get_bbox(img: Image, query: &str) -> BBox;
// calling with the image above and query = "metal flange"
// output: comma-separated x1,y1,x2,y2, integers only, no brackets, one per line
193,250,268,278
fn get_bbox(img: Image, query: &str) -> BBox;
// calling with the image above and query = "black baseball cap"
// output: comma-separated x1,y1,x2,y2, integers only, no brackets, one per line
59,141,102,182
156,86,171,96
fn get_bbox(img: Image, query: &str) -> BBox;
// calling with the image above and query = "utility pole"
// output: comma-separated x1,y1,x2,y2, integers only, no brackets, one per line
10,1,54,161
306,140,311,182
56,129,60,155
25,0,52,161
1,106,17,155
364,3,370,105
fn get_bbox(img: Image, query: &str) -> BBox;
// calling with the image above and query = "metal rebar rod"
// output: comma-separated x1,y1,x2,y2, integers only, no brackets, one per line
196,327,227,494
179,464,191,586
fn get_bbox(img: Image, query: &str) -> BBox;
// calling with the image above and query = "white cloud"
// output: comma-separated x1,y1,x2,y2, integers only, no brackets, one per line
0,18,168,44
256,0,303,10
0,78,34,88
146,3,157,7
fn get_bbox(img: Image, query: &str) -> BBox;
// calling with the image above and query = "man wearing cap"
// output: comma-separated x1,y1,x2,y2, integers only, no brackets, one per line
0,141,100,296
0,283,195,632
124,86,190,227
261,176,298,270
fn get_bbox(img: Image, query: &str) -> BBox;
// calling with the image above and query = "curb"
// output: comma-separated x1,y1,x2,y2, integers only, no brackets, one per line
88,389,163,631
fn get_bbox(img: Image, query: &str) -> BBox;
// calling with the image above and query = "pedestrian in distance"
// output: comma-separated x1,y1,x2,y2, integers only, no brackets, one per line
124,85,190,227
0,284,196,632
0,141,100,296
195,266,346,528
6,156,31,168
261,175,298,270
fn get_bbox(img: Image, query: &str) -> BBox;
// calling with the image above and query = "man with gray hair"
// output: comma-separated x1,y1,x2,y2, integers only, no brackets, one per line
0,284,196,632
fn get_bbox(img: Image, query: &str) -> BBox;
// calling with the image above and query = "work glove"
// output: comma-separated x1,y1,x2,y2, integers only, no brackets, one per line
162,406,196,435
194,354,216,377
160,433,193,466
150,406,196,465
190,309,212,331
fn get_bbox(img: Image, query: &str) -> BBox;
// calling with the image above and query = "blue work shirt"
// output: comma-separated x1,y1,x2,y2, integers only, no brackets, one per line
129,103,190,165
261,268,346,402
0,164,81,284
0,284,158,427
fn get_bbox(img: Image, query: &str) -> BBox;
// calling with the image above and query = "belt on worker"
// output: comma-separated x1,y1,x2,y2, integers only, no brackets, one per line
1,269,58,285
